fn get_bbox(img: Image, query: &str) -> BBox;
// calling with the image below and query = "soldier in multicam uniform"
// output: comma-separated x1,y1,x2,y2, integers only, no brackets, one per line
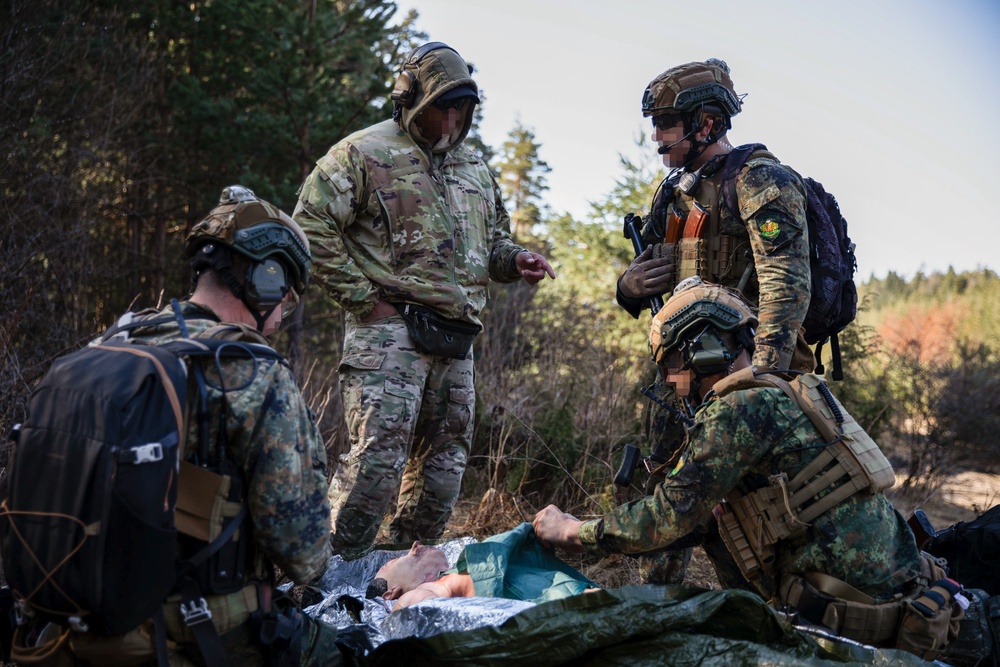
536,281,967,660
616,59,815,585
293,42,555,557
64,186,342,666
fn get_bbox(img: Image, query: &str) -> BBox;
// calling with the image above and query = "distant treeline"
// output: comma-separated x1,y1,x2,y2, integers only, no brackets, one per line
3,1,997,520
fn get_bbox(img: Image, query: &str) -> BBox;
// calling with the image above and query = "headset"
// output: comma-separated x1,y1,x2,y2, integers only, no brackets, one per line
391,42,460,109
244,257,290,311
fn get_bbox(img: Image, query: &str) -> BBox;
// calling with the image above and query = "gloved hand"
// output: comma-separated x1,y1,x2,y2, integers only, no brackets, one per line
618,244,675,299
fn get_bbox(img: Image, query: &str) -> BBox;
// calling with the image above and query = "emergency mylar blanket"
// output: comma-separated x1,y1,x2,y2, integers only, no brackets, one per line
304,524,930,666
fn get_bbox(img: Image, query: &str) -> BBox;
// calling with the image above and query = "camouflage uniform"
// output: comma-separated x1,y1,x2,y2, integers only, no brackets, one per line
127,302,339,666
294,46,525,555
620,153,813,584
579,377,922,605
619,153,812,368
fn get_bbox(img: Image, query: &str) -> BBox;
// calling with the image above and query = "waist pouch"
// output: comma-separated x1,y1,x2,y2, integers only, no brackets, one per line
394,303,481,360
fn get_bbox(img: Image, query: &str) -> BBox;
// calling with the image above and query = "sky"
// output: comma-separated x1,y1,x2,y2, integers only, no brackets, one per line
391,0,1000,280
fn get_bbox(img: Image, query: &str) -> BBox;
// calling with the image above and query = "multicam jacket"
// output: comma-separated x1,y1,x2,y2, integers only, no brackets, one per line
618,152,811,370
123,302,332,584
294,51,525,327
578,378,922,603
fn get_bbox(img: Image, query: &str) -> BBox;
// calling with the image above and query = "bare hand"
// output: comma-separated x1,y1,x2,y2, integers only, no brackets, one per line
515,251,556,285
619,244,674,299
532,504,585,553
361,299,398,323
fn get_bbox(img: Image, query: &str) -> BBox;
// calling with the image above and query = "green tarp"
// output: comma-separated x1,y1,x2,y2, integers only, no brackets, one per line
363,586,932,666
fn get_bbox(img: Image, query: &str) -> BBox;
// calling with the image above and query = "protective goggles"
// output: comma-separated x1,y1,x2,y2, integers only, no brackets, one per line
651,113,684,131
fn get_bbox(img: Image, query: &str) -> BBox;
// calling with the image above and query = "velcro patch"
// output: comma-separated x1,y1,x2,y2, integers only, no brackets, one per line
758,218,781,240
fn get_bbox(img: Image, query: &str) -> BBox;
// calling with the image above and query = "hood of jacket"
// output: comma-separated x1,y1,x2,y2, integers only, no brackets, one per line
398,46,478,154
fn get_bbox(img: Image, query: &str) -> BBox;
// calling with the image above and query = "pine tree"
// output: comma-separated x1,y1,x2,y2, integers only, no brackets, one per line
493,120,551,239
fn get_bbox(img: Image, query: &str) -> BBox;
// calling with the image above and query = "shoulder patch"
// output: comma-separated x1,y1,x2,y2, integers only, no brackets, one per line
317,154,354,194
758,217,781,240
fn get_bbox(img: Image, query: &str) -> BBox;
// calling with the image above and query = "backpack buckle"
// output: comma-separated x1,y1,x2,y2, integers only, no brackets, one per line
131,443,164,464
68,615,89,632
180,597,213,626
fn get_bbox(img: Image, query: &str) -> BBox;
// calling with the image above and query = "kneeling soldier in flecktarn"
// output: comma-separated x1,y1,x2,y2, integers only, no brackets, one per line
534,278,981,663
1,186,345,666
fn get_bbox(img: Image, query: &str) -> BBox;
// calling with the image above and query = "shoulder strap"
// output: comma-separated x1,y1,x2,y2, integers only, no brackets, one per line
721,143,776,218
755,371,843,444
715,369,844,444
712,366,775,396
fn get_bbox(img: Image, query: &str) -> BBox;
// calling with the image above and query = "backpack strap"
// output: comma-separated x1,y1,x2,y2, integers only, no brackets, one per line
178,577,231,667
720,143,775,218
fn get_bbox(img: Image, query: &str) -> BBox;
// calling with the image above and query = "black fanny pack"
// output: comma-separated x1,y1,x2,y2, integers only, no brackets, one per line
394,303,481,360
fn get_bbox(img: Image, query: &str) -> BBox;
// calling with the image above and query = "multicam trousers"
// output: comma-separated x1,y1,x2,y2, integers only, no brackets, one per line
328,315,475,557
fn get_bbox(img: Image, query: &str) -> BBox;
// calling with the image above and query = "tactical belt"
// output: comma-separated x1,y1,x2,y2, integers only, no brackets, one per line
779,552,948,647
780,572,903,644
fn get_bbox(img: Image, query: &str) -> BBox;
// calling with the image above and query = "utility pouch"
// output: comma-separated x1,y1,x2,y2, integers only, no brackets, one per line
394,303,481,360
177,461,248,595
896,555,964,660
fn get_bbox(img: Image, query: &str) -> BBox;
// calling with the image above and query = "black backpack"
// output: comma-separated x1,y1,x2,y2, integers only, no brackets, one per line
0,306,281,638
924,504,1000,596
722,143,858,380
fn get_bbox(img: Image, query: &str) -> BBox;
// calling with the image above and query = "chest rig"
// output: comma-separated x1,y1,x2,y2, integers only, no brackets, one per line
710,369,896,585
662,150,775,299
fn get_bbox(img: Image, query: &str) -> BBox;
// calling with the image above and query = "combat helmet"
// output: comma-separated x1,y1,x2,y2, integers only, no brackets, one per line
642,58,742,120
650,277,757,383
187,185,311,330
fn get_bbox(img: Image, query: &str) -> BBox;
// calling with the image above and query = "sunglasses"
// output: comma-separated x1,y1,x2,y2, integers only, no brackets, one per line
651,113,683,131
432,97,470,111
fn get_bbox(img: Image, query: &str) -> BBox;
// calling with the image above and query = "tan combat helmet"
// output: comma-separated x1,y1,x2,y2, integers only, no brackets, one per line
649,277,758,378
186,185,311,298
641,58,742,120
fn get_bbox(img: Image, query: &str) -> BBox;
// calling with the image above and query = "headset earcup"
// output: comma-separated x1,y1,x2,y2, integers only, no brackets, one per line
391,70,418,108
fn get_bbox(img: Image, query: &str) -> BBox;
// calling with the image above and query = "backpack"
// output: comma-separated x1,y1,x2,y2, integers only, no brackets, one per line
0,304,282,639
924,504,1000,596
721,143,858,380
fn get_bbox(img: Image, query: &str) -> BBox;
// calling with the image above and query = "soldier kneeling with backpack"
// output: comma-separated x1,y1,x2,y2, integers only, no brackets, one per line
0,186,343,666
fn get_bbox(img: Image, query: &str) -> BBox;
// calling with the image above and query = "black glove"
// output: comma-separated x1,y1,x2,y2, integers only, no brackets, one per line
619,244,675,299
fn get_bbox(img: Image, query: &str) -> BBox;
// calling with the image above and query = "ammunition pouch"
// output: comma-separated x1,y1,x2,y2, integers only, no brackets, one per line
394,303,481,360
780,553,963,658
676,237,706,284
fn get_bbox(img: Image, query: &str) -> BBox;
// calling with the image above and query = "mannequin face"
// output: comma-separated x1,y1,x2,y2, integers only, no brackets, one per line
376,541,450,595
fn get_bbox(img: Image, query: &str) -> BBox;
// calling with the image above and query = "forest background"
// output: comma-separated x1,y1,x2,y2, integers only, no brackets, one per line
3,1,999,584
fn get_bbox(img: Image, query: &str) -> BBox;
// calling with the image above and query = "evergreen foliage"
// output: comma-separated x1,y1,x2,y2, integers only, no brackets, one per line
2,2,997,532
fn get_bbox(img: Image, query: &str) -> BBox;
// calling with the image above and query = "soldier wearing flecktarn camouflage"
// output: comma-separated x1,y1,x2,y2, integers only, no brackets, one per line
615,59,814,585
38,187,343,665
293,42,555,557
535,282,968,660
